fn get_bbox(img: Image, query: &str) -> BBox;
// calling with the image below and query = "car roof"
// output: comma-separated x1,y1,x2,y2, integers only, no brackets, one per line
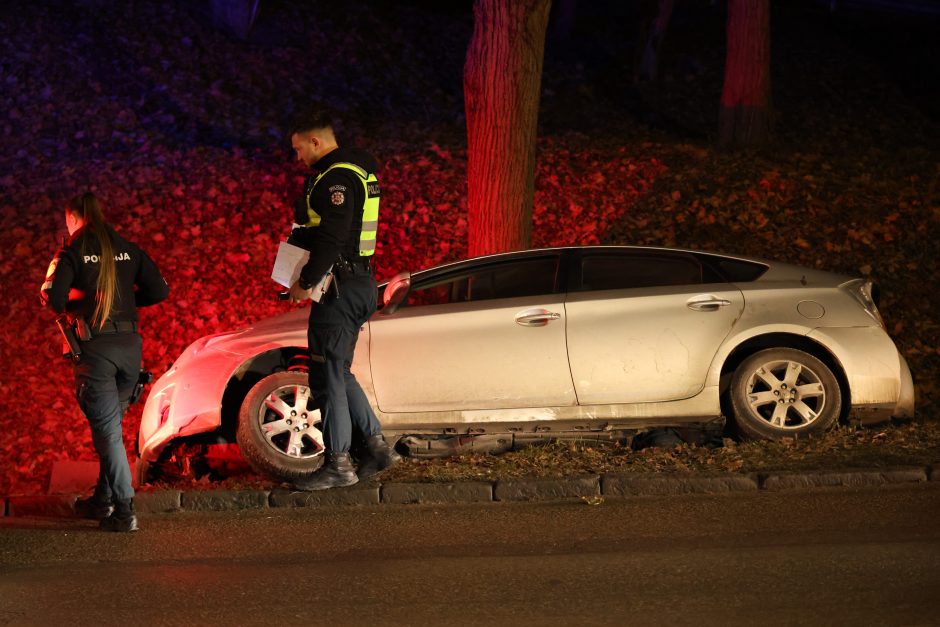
406,245,757,277
391,245,853,287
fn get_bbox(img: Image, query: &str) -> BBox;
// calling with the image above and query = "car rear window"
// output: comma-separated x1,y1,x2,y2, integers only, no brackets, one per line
578,253,703,291
707,257,769,282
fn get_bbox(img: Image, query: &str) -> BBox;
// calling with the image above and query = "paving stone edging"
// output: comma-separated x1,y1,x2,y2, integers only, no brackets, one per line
2,465,936,518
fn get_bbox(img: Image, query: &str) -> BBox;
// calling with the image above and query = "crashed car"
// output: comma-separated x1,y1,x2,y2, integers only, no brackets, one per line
136,246,915,482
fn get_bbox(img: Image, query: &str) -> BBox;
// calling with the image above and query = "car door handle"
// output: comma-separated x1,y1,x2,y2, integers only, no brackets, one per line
515,309,562,327
686,295,732,312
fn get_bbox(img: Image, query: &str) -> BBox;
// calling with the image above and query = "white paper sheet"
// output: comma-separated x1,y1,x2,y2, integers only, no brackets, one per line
271,240,309,288
271,240,333,302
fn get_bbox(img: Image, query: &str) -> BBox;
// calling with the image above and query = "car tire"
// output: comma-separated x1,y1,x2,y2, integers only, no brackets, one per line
236,371,325,479
729,348,841,441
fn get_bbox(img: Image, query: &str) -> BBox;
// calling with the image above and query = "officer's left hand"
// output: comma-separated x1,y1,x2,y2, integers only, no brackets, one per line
289,279,313,303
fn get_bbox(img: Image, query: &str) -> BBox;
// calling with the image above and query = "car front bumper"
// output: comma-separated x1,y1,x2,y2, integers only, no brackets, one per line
136,347,241,480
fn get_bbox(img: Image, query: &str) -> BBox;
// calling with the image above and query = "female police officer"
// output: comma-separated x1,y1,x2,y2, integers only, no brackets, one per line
41,192,168,532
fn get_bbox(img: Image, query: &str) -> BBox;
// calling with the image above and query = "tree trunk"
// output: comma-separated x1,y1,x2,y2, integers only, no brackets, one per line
464,0,552,257
718,0,772,147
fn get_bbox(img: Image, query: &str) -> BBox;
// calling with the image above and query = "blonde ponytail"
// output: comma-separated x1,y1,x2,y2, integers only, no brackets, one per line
68,193,117,328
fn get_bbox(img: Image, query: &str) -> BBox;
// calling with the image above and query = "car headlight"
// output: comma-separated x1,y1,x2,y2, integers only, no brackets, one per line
842,278,885,329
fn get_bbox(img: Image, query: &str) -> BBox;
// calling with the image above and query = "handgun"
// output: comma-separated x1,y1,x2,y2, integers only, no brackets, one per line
55,316,82,363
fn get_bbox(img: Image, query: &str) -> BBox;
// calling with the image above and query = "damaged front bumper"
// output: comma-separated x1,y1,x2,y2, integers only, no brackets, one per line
136,344,242,483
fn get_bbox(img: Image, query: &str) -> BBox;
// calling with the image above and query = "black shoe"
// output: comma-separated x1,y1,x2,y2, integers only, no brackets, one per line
74,495,114,520
100,498,138,533
356,434,402,480
293,452,359,491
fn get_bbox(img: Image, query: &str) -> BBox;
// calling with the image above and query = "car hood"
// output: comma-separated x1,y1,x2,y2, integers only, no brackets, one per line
171,307,311,366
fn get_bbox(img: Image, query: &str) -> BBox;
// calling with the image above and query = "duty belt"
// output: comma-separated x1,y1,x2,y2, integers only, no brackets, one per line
335,257,372,274
93,320,138,335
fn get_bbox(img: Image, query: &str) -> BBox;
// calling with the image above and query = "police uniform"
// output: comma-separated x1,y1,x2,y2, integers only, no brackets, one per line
40,225,168,514
292,146,399,489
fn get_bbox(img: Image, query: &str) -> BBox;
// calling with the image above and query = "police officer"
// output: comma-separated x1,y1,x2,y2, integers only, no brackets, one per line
41,192,168,531
287,111,400,490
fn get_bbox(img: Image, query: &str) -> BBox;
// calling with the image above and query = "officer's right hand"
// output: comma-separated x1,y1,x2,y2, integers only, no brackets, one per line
289,279,313,303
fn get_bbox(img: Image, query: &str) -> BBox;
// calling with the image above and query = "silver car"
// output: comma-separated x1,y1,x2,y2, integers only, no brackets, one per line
136,246,915,482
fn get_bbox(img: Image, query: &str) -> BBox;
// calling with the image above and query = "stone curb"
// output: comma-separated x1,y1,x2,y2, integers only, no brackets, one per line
6,495,77,518
603,473,759,496
760,467,928,491
382,481,493,504
181,489,270,511
136,490,182,514
495,475,599,502
2,466,936,518
270,484,380,508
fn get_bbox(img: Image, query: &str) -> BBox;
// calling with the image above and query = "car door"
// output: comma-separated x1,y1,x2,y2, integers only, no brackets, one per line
369,254,576,413
565,250,744,404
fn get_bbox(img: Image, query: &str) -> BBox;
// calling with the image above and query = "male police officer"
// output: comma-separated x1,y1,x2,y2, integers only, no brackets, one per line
287,112,400,490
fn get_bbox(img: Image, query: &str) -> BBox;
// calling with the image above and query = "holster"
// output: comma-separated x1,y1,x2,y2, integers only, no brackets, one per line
129,369,154,405
55,316,82,363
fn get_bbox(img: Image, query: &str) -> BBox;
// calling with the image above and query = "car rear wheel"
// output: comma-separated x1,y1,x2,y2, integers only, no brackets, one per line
236,371,325,479
729,348,841,440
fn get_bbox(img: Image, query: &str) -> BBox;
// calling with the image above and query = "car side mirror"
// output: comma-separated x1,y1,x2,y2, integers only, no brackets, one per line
381,271,411,314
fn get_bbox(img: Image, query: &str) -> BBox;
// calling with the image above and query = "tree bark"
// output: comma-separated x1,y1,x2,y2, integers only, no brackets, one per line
464,0,552,257
718,0,772,147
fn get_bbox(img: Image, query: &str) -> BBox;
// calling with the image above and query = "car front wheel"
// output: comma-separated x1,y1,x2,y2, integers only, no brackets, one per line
729,348,841,440
236,371,325,479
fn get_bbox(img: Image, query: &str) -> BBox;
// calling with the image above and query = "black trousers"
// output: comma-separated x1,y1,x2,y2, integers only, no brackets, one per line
307,267,382,453
74,332,142,502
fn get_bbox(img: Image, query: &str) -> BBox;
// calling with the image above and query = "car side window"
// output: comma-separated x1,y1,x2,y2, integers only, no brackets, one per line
578,253,703,291
406,280,463,307
406,257,559,307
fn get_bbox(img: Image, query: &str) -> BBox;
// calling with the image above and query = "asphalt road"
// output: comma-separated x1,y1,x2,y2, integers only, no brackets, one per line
1,484,939,626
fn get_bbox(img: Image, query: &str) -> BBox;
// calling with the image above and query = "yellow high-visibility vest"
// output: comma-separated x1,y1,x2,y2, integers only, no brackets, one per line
305,162,380,256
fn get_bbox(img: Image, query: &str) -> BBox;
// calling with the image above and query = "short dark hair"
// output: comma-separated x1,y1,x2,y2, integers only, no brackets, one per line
289,109,334,136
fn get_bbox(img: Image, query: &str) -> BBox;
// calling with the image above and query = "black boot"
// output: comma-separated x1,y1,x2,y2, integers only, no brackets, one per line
356,434,402,480
74,494,114,520
293,452,359,491
100,498,138,533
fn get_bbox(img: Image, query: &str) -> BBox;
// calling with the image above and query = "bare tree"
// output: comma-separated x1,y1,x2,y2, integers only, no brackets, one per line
719,0,772,147
464,0,552,257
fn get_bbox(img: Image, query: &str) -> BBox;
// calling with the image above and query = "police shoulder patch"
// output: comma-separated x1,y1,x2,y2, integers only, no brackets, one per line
331,190,346,206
